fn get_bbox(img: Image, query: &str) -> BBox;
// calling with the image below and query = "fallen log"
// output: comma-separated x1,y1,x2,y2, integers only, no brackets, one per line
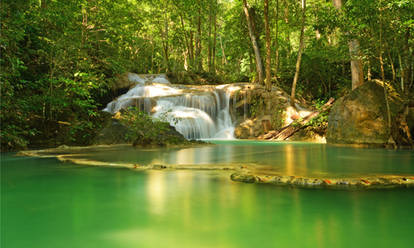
266,97,335,140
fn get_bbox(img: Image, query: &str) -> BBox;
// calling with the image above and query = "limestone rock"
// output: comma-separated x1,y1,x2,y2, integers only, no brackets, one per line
230,173,256,183
231,173,414,189
327,81,403,145
408,107,414,138
132,124,189,147
113,73,137,91
94,118,130,145
231,84,313,140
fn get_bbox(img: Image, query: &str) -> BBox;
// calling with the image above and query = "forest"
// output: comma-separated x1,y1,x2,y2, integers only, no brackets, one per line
1,0,413,151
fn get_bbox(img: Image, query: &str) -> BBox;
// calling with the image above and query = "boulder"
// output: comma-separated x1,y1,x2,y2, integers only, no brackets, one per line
234,118,265,139
132,124,190,147
408,107,414,138
230,173,257,183
97,73,138,107
231,85,296,139
327,80,404,145
114,73,137,91
93,118,130,145
94,115,191,147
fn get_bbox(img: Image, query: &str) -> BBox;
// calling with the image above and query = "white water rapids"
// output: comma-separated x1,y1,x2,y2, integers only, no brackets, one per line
104,73,241,140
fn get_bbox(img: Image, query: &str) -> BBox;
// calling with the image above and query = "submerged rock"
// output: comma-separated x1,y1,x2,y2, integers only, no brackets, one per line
231,173,414,190
153,164,168,169
230,173,257,183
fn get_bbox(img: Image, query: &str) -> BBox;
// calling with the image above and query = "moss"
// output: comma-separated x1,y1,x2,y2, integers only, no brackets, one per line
231,173,414,190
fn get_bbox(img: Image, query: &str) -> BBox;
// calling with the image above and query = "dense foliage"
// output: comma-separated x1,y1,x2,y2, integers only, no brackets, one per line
1,0,413,150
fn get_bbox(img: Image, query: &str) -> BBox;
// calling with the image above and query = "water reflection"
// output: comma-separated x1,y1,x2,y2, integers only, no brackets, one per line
72,141,413,177
2,155,414,248
147,172,166,215
285,144,294,175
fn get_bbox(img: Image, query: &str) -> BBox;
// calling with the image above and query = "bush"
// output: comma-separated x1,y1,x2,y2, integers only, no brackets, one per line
119,107,188,147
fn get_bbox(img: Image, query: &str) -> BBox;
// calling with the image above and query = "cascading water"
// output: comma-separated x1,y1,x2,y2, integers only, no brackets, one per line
103,73,240,140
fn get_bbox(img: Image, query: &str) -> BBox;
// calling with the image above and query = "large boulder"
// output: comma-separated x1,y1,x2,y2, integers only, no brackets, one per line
327,81,404,145
93,111,193,147
97,73,138,107
132,124,191,147
231,84,312,139
93,118,130,145
408,107,414,138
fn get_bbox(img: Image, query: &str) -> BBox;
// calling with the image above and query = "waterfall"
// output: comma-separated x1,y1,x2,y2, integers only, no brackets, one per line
103,74,240,140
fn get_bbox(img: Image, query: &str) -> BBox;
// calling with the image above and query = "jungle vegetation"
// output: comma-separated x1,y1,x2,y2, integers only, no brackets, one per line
1,0,413,150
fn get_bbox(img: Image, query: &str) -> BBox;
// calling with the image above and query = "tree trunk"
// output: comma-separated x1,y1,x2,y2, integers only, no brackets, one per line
367,60,372,81
81,4,88,46
249,51,255,75
242,0,264,84
151,40,154,73
179,13,191,70
208,2,212,73
349,39,364,90
41,0,47,8
212,11,217,74
220,35,228,65
264,0,272,91
398,53,404,92
290,0,306,105
283,0,291,56
196,4,202,72
162,9,170,72
379,2,392,137
333,0,364,90
274,0,280,80
387,48,396,82
403,29,412,93
189,30,194,67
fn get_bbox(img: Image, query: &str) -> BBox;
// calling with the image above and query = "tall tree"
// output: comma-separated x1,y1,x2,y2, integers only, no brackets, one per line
208,0,213,73
195,0,203,72
274,0,280,80
349,40,364,89
264,0,272,91
290,0,306,104
283,0,291,56
378,0,391,133
212,4,217,74
242,0,264,84
333,0,364,90
161,1,170,71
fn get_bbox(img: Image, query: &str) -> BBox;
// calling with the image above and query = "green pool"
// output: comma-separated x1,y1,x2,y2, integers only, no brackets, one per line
63,141,413,177
2,142,414,247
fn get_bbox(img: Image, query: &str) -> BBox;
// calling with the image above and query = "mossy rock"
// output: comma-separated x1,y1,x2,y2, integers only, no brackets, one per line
94,118,130,145
327,81,403,145
231,173,414,190
132,124,190,147
230,173,257,183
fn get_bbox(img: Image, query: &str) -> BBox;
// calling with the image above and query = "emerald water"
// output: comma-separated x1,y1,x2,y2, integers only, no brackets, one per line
67,141,413,177
2,142,414,247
